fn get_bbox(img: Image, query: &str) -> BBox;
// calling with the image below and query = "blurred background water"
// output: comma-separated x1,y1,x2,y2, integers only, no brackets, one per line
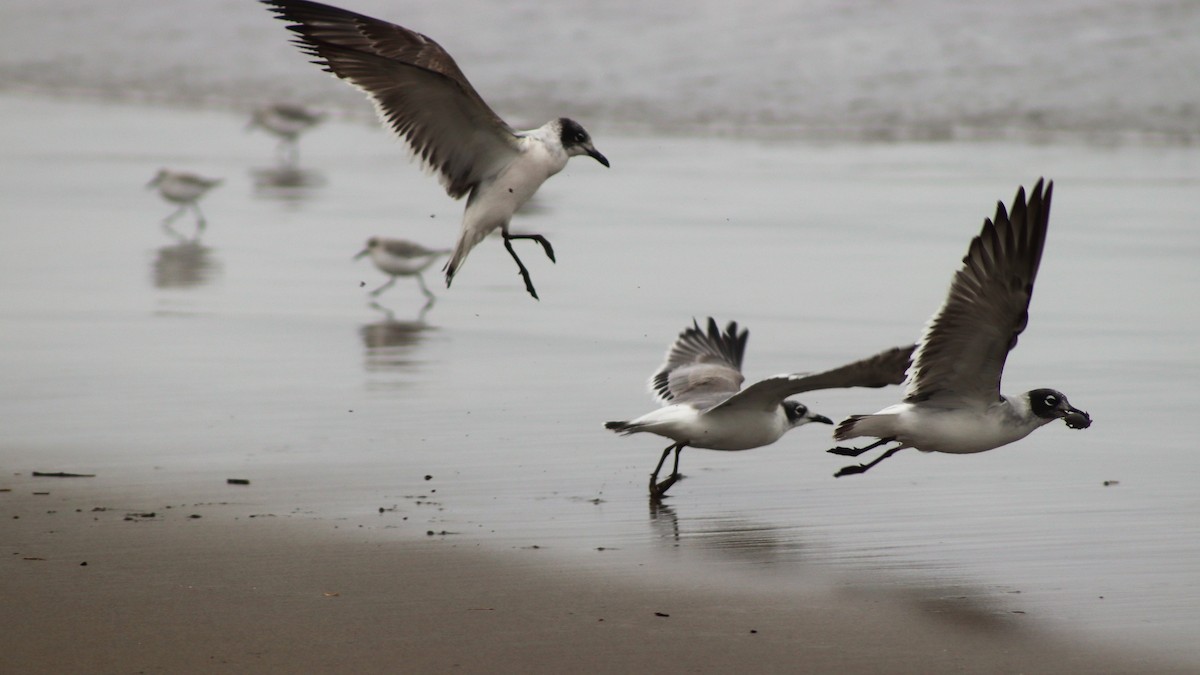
1,0,1198,664
3,0,1198,142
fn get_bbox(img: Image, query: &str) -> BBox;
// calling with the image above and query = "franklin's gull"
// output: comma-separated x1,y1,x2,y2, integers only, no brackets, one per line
606,318,914,498
146,169,222,239
830,179,1092,477
354,236,450,300
248,102,327,165
261,0,610,299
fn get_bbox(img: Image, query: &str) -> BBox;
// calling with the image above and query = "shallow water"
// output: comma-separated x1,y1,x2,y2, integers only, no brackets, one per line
2,93,1198,661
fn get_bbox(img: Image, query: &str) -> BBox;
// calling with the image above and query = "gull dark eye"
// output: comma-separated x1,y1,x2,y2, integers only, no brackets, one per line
1043,394,1057,406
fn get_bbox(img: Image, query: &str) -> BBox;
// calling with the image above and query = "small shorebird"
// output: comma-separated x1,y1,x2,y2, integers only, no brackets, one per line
606,317,914,498
354,237,450,300
247,102,326,165
146,169,222,239
829,179,1091,478
261,0,609,300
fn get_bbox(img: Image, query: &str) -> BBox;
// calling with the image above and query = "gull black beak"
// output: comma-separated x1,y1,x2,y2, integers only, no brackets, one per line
809,413,834,426
1061,404,1092,430
353,248,370,260
586,146,610,168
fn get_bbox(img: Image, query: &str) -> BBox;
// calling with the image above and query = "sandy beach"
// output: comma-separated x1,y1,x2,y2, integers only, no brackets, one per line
4,471,1190,674
3,90,1199,673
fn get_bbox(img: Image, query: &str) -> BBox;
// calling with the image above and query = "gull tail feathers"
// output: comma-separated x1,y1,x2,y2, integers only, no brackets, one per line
605,420,641,435
834,413,898,441
443,226,491,287
833,415,865,441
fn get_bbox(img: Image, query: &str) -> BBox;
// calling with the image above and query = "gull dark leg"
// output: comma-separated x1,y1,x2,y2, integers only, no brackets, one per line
649,444,673,490
828,437,894,457
502,233,541,300
835,444,906,478
505,233,556,263
650,442,685,499
670,444,684,481
370,276,398,297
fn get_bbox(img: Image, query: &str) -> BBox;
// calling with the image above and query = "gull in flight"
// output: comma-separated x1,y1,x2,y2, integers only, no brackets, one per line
830,179,1092,477
261,0,609,299
606,317,914,498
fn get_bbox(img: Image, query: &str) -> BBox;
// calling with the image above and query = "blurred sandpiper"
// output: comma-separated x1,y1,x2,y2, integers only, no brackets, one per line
355,237,451,301
146,169,222,239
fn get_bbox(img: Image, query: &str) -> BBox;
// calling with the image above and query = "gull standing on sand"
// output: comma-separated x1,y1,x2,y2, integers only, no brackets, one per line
829,179,1092,477
605,317,914,498
261,0,610,300
248,102,327,165
354,236,449,301
146,169,222,239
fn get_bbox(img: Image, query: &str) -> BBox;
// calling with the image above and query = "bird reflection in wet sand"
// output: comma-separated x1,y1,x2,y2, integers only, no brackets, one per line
147,169,221,240
360,303,434,374
250,165,326,202
649,500,682,541
247,102,327,166
152,241,219,289
355,237,451,305
648,502,807,565
606,317,914,499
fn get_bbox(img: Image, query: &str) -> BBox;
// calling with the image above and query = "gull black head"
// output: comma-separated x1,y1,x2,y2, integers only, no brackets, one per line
1028,388,1091,429
558,118,609,167
783,400,834,428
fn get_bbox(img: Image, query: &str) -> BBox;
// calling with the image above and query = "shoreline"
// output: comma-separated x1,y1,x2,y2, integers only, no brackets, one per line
4,85,1196,149
2,474,1191,674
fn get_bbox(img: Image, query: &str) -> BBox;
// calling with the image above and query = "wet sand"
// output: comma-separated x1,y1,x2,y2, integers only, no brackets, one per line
3,92,1199,672
3,475,1186,674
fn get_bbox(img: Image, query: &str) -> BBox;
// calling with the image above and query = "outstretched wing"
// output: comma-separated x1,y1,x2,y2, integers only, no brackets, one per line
904,179,1053,406
262,0,521,199
707,344,915,414
649,318,749,405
